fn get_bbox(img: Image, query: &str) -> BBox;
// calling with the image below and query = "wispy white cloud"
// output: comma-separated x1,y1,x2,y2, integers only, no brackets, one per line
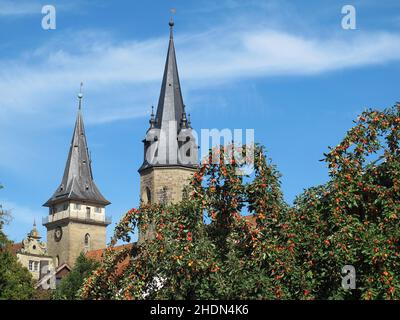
0,34,165,122
0,0,41,16
1,26,400,123
0,0,86,16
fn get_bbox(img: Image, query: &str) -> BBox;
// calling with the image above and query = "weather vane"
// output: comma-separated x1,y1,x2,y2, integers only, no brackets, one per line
170,8,176,23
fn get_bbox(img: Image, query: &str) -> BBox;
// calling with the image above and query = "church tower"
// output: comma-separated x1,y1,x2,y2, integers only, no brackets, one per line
43,88,110,268
138,20,198,206
138,19,198,206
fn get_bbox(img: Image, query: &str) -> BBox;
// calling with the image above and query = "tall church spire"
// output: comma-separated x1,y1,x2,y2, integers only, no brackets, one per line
43,89,110,207
139,19,197,172
154,18,184,131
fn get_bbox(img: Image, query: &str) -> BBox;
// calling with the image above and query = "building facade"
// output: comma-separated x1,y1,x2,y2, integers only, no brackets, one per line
14,221,54,281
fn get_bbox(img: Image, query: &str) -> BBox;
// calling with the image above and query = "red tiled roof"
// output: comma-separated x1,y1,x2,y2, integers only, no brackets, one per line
85,244,134,275
85,248,106,262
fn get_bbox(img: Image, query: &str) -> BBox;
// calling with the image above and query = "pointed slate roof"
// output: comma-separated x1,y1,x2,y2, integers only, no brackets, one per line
154,20,185,130
139,20,197,172
43,94,110,207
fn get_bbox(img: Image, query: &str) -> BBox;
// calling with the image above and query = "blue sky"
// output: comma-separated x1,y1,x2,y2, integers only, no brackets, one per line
0,0,399,243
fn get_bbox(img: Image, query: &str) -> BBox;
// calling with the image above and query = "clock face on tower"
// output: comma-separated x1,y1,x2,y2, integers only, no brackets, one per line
54,227,63,242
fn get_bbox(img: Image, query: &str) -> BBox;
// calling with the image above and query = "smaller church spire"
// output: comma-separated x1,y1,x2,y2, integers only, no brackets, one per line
29,219,40,239
43,88,110,208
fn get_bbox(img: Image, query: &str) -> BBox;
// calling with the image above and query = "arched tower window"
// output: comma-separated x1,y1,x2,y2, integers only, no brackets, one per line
84,233,91,250
55,255,59,267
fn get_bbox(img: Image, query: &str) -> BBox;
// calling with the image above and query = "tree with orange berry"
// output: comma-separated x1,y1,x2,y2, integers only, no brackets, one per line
290,103,400,299
79,102,400,300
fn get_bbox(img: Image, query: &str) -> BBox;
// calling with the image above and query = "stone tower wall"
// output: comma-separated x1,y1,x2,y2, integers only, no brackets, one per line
138,166,196,243
46,217,107,267
139,166,196,205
